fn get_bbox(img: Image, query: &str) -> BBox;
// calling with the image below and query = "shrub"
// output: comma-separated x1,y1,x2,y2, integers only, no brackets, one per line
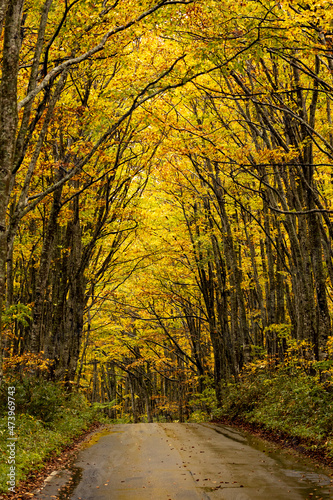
0,377,101,493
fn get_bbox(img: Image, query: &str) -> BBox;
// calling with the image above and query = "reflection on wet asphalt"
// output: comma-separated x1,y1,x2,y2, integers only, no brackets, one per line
33,422,333,500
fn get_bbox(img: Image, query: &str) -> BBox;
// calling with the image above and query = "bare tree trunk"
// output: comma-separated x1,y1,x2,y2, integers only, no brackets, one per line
30,178,63,354
0,0,24,385
129,376,139,423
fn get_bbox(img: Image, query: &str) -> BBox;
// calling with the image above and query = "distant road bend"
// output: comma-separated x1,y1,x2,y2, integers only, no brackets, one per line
34,422,333,500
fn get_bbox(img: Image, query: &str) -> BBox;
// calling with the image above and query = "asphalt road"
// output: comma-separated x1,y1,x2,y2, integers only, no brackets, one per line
34,422,333,500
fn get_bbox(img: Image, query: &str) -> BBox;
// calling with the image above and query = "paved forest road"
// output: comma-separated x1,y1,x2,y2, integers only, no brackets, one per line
34,423,333,500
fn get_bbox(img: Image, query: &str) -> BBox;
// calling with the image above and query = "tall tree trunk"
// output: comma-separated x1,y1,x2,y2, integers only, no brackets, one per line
0,0,24,385
30,177,63,354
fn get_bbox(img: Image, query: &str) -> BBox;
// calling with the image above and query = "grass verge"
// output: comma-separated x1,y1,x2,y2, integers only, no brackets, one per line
213,365,333,462
0,377,103,494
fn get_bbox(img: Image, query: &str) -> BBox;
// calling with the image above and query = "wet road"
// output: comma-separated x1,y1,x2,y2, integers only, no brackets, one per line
34,423,333,500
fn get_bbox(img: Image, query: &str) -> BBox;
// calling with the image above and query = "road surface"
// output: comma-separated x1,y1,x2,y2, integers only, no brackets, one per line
34,422,333,499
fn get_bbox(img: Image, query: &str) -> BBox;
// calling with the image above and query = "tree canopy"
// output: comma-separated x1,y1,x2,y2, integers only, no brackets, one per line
1,0,333,421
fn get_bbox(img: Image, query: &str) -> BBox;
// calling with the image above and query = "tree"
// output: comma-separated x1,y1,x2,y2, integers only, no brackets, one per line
0,0,194,385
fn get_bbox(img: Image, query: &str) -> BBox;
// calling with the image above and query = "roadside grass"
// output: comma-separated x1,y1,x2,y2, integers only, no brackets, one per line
0,377,102,494
213,365,333,457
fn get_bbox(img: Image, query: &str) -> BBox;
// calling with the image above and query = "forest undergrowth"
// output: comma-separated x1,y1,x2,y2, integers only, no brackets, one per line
0,378,104,494
211,344,333,464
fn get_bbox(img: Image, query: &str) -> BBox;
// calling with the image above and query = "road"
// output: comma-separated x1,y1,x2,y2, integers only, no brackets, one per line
34,422,333,500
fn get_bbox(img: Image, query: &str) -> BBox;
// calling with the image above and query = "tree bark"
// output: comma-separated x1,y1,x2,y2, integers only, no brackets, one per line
0,0,24,385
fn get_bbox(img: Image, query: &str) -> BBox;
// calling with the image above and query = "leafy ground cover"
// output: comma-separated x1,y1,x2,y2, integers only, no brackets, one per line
211,362,333,466
0,377,105,496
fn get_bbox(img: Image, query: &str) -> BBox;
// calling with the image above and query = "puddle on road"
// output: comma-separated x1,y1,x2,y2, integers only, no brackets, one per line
34,428,118,499
55,428,126,497
207,424,248,445
283,469,331,485
55,466,83,500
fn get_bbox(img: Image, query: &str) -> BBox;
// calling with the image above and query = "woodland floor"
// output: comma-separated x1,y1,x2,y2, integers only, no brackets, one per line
1,419,333,500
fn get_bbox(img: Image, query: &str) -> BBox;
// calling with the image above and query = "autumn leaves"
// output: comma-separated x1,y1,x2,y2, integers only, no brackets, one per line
1,0,333,419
